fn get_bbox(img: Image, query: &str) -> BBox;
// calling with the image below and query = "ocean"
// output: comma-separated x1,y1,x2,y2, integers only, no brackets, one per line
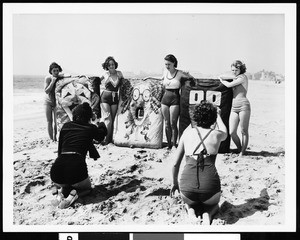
14,75,45,90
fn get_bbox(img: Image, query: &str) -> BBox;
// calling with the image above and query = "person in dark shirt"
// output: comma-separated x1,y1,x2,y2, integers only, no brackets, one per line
50,102,107,209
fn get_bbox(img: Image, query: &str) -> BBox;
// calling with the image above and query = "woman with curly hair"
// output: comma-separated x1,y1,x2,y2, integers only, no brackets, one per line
144,54,194,150
50,102,107,208
44,62,72,141
99,56,124,145
219,60,251,156
170,101,227,224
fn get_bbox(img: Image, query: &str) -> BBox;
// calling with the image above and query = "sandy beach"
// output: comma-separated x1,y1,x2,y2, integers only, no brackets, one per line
12,80,286,227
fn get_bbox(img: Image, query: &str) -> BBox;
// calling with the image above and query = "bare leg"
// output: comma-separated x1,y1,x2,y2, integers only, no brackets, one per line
100,103,112,144
239,110,251,155
110,104,118,143
202,192,221,224
229,111,241,152
181,193,202,224
161,104,172,149
169,105,180,148
184,203,201,224
53,107,57,141
45,103,54,141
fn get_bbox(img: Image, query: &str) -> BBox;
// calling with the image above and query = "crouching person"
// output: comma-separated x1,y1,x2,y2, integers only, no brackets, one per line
50,102,107,208
170,101,227,224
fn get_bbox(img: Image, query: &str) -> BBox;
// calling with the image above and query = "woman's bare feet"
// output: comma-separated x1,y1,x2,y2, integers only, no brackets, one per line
202,213,210,225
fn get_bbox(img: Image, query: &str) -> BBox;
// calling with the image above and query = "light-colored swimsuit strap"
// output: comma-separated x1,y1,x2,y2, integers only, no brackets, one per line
192,127,213,156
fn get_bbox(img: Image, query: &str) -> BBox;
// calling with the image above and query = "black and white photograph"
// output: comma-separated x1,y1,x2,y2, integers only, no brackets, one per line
3,3,296,233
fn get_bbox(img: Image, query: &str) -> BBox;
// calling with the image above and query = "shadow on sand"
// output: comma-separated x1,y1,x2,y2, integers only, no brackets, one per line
215,188,271,224
245,150,285,157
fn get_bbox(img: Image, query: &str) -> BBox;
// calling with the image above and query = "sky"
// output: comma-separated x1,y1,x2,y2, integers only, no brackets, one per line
9,3,288,76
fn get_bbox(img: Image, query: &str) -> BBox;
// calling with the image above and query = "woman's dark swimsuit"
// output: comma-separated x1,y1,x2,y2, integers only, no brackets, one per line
179,127,221,203
161,89,180,106
100,75,121,105
50,121,107,185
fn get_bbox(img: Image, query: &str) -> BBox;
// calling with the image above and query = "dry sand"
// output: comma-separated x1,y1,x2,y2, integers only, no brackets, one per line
12,81,286,227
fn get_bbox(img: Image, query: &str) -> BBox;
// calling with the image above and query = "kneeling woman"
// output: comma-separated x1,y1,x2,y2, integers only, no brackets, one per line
171,101,227,224
50,102,107,208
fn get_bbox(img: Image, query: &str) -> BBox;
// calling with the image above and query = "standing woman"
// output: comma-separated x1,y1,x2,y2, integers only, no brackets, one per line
44,62,63,142
144,54,194,150
219,60,251,156
99,56,124,145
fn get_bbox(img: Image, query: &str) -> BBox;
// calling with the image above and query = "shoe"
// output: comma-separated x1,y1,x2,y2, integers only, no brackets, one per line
58,189,78,209
51,187,64,207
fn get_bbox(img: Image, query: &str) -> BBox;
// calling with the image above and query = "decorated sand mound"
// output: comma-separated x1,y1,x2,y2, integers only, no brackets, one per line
55,76,101,132
113,78,164,149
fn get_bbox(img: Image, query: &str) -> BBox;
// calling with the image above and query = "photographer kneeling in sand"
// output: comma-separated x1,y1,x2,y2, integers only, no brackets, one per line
50,102,107,209
170,101,227,225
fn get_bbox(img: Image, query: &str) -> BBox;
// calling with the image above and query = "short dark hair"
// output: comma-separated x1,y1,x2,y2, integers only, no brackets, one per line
72,102,93,123
231,60,247,74
164,54,178,68
193,101,217,128
102,56,118,70
49,62,62,74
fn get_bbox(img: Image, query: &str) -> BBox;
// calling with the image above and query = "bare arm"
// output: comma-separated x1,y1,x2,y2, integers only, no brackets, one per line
44,76,57,94
219,75,245,88
170,137,185,196
58,73,72,78
181,70,194,79
214,109,228,141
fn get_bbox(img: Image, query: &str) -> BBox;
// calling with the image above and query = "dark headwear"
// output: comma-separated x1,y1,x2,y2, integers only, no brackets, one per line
72,102,93,123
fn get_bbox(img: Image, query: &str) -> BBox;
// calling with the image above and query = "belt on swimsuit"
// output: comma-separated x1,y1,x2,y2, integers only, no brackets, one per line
103,90,118,100
103,90,118,93
61,151,82,155
165,89,180,93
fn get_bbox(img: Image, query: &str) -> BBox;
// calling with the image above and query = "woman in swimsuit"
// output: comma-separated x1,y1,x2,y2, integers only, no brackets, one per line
99,56,124,145
50,102,107,208
44,62,71,142
219,60,251,156
170,101,227,224
144,54,194,149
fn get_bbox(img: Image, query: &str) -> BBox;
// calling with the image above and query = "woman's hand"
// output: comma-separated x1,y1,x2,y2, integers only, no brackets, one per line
170,184,180,197
51,76,58,82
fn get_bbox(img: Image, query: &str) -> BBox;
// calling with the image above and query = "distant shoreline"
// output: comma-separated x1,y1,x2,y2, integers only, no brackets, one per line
13,74,282,91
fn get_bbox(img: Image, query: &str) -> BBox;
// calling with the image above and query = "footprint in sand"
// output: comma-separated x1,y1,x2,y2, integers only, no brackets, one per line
24,179,46,194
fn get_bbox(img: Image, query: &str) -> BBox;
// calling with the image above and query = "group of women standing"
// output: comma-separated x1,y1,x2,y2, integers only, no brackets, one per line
45,55,251,222
44,55,251,154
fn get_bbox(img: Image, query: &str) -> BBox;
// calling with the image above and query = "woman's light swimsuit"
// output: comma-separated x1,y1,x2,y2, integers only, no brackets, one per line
231,74,251,113
44,76,57,108
179,127,221,203
100,71,122,105
232,98,251,113
161,70,181,106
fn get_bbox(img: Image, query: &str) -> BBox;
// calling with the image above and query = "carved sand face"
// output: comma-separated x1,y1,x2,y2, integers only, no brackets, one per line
130,83,151,126
59,82,92,121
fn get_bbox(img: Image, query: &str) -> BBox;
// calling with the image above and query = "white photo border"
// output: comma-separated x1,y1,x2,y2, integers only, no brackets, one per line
3,2,296,233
